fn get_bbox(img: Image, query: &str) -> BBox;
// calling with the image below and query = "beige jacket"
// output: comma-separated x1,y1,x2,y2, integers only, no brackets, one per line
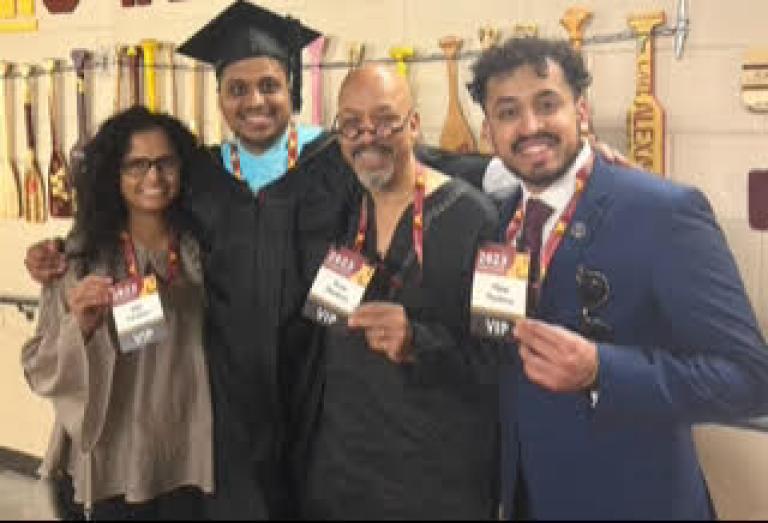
21,234,213,507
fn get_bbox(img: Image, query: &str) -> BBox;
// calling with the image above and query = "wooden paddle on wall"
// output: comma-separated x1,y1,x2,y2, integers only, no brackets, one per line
114,45,126,113
307,36,327,126
438,36,476,153
0,61,20,219
70,49,91,193
127,45,141,106
187,57,203,142
21,64,46,223
140,39,159,111
561,6,594,136
45,58,73,218
347,42,365,71
389,47,414,79
477,27,500,154
165,42,178,116
209,67,224,144
627,11,666,176
560,6,593,52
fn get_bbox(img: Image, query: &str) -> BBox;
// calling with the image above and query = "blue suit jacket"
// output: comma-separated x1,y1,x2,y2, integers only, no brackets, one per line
498,156,768,520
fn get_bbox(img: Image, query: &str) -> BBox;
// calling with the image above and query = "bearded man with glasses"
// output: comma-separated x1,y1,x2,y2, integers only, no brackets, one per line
295,64,501,520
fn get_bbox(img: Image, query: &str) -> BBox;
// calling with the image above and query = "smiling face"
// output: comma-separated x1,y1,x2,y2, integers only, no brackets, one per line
218,56,293,154
119,128,181,216
336,65,420,194
483,59,588,191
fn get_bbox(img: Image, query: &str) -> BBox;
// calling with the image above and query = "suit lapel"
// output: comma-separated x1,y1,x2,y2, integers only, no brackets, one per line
539,156,616,298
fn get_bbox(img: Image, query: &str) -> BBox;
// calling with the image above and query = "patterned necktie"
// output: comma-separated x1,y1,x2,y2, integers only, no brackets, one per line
521,197,554,313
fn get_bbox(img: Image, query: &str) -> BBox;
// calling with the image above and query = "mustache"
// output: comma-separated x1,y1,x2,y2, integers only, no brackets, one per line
513,133,559,153
352,144,393,159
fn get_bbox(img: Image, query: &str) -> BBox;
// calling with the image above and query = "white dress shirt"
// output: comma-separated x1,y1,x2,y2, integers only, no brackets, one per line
517,140,592,247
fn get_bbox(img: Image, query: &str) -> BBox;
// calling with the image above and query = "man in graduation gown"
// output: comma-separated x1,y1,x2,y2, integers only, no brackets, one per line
173,4,499,517
468,36,768,519
173,5,350,518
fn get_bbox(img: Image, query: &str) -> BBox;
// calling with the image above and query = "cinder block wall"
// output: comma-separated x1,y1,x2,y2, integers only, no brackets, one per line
0,0,766,517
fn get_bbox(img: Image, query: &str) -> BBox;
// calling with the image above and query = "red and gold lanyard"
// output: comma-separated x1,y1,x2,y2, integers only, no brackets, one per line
504,155,594,282
120,232,180,283
354,162,427,267
229,122,299,181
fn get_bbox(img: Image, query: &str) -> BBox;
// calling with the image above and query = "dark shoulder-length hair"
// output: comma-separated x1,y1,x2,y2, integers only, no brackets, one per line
72,105,198,264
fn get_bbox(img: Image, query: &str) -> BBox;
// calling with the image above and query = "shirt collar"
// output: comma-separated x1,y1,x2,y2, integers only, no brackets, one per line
235,127,290,162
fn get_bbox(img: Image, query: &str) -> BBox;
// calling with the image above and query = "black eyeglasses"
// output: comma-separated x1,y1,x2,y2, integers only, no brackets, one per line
332,109,414,141
121,155,181,178
576,265,613,342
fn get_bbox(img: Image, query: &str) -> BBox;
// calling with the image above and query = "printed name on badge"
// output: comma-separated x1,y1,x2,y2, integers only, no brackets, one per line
110,274,168,352
303,247,375,326
470,243,529,338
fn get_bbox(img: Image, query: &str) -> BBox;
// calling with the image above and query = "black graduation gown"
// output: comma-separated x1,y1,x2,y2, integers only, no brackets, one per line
182,133,354,519
182,134,493,519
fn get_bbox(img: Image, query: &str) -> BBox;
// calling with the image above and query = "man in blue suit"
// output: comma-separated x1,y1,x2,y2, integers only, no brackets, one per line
467,37,768,519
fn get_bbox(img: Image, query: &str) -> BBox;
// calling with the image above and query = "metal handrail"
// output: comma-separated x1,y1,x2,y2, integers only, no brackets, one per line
0,295,39,322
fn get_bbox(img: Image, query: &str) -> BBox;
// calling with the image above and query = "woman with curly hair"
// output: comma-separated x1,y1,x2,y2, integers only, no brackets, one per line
22,106,212,520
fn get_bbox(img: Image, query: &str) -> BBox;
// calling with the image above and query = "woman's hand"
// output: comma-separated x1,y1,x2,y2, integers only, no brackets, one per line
66,275,114,341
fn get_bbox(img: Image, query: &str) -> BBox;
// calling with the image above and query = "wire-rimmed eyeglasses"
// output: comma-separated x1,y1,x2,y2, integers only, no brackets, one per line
331,109,414,141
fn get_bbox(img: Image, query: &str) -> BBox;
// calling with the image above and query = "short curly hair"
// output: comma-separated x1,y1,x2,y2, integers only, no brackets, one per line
467,37,592,109
72,106,198,265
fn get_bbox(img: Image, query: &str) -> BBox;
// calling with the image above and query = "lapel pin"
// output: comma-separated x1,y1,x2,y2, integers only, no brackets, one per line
570,221,587,240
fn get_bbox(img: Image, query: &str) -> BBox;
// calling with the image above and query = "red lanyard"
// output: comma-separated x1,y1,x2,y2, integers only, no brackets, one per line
505,155,594,282
229,122,299,181
354,162,427,268
120,231,180,283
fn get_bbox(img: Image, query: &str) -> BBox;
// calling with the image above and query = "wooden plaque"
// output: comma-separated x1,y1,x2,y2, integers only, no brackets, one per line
742,49,768,112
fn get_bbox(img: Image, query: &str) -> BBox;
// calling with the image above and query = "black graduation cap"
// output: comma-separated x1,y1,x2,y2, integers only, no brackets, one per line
177,0,321,111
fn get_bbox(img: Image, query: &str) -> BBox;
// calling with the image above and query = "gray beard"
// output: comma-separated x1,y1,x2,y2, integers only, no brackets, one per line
357,167,395,193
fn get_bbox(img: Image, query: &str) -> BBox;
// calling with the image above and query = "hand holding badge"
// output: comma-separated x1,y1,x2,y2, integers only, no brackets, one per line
66,275,113,341
303,247,375,326
470,243,529,338
110,274,168,352
107,233,176,352
472,157,595,339
65,270,169,353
